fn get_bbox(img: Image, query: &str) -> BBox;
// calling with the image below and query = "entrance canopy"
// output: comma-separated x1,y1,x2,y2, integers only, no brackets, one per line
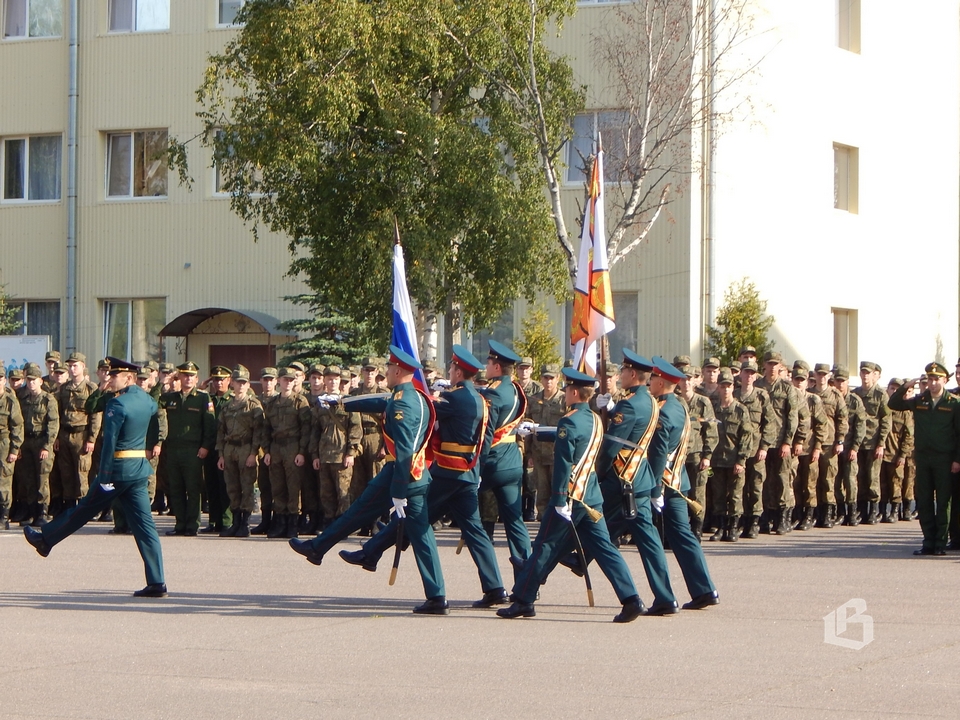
158,308,286,338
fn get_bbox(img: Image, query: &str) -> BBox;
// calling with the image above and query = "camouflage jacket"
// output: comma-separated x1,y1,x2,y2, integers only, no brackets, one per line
735,385,777,452
525,388,566,463
57,379,101,442
19,389,59,452
811,385,848,447
794,390,829,455
263,392,312,455
311,396,362,464
755,376,800,448
884,408,915,463
711,398,756,468
842,392,867,452
853,384,891,451
216,394,265,458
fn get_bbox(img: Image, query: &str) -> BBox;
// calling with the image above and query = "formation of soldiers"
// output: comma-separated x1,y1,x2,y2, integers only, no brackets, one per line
5,340,957,615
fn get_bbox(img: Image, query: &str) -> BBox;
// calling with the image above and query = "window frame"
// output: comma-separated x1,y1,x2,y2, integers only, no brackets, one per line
1,134,63,203
102,298,166,363
107,0,170,34
2,0,63,40
564,110,634,186
105,129,169,200
833,142,859,214
6,299,62,350
217,0,246,27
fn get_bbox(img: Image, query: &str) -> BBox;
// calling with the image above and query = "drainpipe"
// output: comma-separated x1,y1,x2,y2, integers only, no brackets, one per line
65,0,79,352
699,0,717,354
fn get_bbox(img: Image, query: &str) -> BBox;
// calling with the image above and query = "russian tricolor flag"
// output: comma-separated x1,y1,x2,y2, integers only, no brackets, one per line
391,241,429,393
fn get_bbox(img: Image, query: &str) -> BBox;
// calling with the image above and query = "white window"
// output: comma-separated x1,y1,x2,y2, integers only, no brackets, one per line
109,0,169,33
832,307,858,370
607,292,639,359
2,135,62,201
3,0,61,38
218,0,245,26
566,110,632,184
103,298,165,363
7,300,61,350
106,130,168,198
833,142,858,213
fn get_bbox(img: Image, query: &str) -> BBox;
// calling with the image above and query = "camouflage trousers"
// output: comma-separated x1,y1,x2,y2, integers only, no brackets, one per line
53,430,91,500
793,453,819,508
711,466,745,516
817,451,839,506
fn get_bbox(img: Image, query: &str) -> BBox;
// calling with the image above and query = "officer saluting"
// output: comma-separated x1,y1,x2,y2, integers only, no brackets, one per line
23,358,168,597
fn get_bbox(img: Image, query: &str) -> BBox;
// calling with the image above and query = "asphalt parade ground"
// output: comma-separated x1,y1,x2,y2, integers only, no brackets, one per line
1,516,958,719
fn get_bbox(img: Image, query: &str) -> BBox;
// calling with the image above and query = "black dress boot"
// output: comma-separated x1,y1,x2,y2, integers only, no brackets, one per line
797,506,815,531
220,511,241,537
0,507,9,531
865,501,879,525
741,515,759,539
267,513,287,538
250,509,272,535
773,508,791,535
721,515,739,542
285,513,299,539
709,515,724,542
31,503,49,527
758,510,771,534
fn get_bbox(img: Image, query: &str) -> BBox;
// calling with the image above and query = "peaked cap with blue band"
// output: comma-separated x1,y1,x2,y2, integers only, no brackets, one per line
622,348,653,371
651,355,685,383
451,344,484,374
388,344,422,372
487,339,522,366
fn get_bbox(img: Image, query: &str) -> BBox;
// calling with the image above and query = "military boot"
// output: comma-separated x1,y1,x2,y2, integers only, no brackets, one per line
48,498,63,518
0,507,9,530
741,515,759,539
267,513,287,539
31,504,49,527
689,515,704,542
863,501,878,525
285,514,299,539
305,512,321,535
722,515,740,542
9,500,27,523
219,511,241,537
881,502,897,523
709,515,724,542
19,503,38,527
250,509,272,535
234,510,251,538
825,504,838,528
847,503,860,526
796,506,815,531
757,510,772,534
773,508,791,535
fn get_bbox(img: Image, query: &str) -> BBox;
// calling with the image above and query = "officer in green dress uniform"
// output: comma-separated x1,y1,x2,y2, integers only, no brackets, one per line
646,357,718,610
24,358,168,597
498,367,644,622
161,362,216,536
290,345,448,614
888,362,960,555
201,366,234,533
477,340,532,569
339,345,507,608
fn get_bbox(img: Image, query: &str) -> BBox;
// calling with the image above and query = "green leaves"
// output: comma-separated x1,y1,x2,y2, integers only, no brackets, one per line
192,0,574,338
705,278,775,366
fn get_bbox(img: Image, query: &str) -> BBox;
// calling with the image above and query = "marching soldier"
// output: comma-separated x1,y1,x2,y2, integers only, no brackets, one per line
854,361,891,525
0,366,24,530
709,367,756,542
14,363,59,527
290,346,449,615
262,367,312,539
340,345,508,608
810,363,849,528
161,361,216,537
498,367,645,623
477,340,532,569
311,365,362,528
833,365,867,526
216,365,264,537
524,364,565,520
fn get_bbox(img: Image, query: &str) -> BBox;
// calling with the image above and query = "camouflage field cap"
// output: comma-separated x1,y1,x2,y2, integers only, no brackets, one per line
792,366,809,380
832,364,850,381
702,357,721,369
738,345,757,357
360,356,381,370
887,377,905,387
25,363,44,378
260,367,278,378
232,365,251,382
717,367,735,385
518,356,534,368
860,361,881,373
603,361,620,376
159,363,176,373
763,351,783,364
813,363,832,374
277,367,298,379
66,352,86,365
308,363,326,377
739,358,759,373
540,363,560,378
97,358,111,370
793,360,810,373
288,361,307,374
45,351,60,362
673,355,692,368
323,365,342,377
8,367,23,379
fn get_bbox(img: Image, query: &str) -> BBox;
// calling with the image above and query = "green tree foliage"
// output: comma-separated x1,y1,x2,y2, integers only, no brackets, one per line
187,0,579,341
276,295,379,369
705,278,774,366
0,283,22,336
515,303,562,373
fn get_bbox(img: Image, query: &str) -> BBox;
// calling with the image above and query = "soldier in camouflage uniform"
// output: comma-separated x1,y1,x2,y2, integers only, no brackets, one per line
311,365,362,528
736,358,776,539
524,364,565,520
833,365,867,525
41,351,62,394
251,367,278,535
215,366,264,537
678,366,718,540
263,367,312,539
14,363,59,527
517,357,543,522
881,378,914,524
854,361,891,525
810,363,849,528
52,353,100,517
790,363,828,530
349,357,386,536
697,357,721,401
754,351,800,536
300,364,328,532
0,366,24,530
709,368,756,542
201,366,233,534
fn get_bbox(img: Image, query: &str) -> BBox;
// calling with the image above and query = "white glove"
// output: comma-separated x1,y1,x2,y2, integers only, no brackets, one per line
595,393,615,411
517,421,538,438
392,497,407,519
651,494,664,513
555,503,573,522
431,379,451,393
